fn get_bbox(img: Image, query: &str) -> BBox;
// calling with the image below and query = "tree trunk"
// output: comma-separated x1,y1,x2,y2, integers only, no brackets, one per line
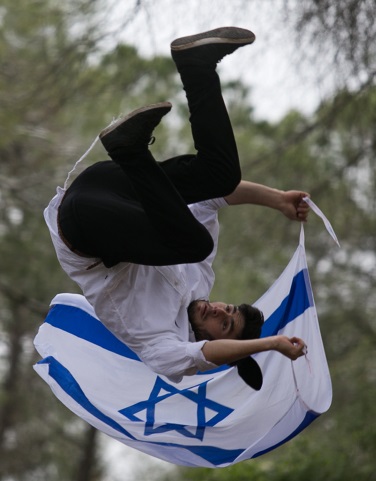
75,426,99,481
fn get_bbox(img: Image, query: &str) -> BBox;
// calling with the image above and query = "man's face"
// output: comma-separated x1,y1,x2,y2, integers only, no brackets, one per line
188,300,245,340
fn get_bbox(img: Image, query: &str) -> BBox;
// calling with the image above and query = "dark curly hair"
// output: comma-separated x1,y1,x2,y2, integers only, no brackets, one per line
238,303,264,340
233,304,264,390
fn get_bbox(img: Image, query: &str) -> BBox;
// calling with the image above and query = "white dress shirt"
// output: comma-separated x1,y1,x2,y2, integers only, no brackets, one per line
44,186,227,383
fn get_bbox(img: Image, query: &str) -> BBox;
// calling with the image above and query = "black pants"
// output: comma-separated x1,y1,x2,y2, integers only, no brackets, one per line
58,65,241,268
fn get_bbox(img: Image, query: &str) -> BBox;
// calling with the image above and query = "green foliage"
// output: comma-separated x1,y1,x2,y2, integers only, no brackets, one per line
0,1,179,479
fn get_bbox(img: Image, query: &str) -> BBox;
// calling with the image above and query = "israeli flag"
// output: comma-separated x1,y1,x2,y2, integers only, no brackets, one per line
34,223,333,468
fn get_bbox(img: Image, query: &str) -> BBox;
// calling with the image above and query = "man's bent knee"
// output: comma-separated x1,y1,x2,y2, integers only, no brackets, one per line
187,230,214,263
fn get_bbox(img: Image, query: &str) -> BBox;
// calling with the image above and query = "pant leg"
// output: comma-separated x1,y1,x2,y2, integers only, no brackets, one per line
58,64,240,267
95,67,240,263
58,160,214,268
160,65,241,204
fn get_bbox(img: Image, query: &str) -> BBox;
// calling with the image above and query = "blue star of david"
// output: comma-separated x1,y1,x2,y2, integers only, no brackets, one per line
119,377,233,441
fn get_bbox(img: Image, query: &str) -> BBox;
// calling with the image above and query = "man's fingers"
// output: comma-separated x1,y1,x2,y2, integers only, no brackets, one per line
296,202,310,221
290,337,307,358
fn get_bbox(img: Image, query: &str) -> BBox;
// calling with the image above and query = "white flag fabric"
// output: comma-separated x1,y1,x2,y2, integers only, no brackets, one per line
34,224,332,468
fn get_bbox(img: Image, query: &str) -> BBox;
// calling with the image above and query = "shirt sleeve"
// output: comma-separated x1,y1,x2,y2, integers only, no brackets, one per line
188,197,228,224
140,339,218,384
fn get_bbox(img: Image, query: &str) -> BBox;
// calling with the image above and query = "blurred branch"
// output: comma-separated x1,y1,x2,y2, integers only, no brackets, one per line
0,280,47,317
75,426,100,481
252,68,376,167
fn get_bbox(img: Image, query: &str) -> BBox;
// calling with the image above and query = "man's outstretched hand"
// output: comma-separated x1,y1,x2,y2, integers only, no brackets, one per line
273,335,307,360
280,191,310,222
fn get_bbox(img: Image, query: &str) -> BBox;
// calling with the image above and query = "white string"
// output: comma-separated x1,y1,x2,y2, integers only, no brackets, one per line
303,196,340,247
62,114,124,190
299,223,305,247
63,135,100,190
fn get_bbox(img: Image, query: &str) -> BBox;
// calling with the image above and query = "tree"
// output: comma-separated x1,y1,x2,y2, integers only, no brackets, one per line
0,1,177,479
284,0,376,81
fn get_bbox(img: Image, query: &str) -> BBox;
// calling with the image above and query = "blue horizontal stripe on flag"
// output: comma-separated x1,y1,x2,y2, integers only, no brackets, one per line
38,356,136,440
143,440,244,466
46,304,141,361
252,410,319,458
261,269,313,338
37,354,318,466
38,356,244,466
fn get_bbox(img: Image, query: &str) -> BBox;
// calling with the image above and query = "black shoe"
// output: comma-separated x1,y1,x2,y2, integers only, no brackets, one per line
171,27,255,69
99,102,172,155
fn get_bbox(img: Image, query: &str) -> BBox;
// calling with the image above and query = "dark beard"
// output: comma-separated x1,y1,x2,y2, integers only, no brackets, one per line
187,300,200,333
187,300,212,341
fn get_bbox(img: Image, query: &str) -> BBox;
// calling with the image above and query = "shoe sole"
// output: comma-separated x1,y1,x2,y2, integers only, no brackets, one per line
99,102,172,139
171,27,255,51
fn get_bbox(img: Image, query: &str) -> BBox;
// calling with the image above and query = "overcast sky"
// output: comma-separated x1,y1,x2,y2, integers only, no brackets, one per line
99,0,335,123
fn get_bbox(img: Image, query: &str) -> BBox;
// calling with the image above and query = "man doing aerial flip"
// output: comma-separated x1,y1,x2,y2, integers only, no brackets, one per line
45,26,309,385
